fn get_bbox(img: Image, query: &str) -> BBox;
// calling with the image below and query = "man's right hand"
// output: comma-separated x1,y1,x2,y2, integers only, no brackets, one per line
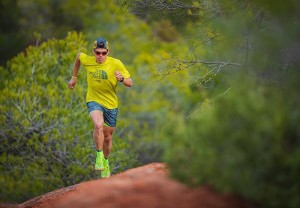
68,77,77,89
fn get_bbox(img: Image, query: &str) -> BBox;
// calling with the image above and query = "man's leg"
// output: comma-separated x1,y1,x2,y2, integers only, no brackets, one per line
90,110,105,170
90,110,104,150
103,126,115,158
101,126,114,178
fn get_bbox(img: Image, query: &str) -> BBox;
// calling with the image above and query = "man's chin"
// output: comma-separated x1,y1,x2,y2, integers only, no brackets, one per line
96,58,104,63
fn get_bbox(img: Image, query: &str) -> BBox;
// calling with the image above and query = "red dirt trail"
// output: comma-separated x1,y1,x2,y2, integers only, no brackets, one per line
1,163,256,208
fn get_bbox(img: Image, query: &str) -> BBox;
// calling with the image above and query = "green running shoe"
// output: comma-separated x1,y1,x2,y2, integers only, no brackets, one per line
101,158,111,178
95,151,104,171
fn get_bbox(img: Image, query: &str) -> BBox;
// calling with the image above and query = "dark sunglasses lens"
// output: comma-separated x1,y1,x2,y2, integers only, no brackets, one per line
95,51,107,56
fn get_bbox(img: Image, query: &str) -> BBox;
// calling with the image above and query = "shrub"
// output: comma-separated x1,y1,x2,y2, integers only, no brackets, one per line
163,74,300,208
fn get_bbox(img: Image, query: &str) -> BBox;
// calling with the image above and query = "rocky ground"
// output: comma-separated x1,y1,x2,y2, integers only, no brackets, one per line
0,163,257,208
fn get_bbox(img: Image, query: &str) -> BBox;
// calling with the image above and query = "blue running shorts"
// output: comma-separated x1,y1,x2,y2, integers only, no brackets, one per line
86,101,118,127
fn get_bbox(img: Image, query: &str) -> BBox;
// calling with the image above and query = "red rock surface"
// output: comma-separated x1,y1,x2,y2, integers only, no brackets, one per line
1,163,256,208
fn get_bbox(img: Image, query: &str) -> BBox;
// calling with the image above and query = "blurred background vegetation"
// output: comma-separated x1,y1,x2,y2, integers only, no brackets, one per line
0,0,299,207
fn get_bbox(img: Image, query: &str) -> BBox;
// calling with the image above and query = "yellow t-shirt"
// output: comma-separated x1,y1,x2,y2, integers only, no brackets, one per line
79,53,130,109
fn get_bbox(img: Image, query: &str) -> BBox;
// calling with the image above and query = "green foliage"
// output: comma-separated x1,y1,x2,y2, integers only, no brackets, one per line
0,0,140,66
153,20,179,42
115,0,201,28
0,0,22,66
161,1,300,208
164,74,300,207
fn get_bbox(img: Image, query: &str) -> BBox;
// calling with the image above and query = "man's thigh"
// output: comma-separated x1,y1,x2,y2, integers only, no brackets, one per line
90,110,104,126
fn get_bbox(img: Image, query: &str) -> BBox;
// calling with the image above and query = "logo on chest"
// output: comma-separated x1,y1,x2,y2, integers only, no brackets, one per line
90,69,108,80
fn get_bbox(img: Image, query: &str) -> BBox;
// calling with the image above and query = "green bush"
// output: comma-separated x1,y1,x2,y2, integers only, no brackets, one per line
163,74,300,208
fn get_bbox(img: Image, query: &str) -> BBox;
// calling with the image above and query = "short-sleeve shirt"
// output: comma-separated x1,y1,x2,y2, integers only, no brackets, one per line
79,53,130,109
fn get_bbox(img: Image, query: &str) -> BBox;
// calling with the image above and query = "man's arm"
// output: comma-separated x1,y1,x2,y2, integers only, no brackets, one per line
68,53,81,89
115,71,133,87
122,78,133,87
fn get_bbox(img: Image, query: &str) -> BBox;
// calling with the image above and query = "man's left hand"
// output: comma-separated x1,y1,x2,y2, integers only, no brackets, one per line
115,71,123,82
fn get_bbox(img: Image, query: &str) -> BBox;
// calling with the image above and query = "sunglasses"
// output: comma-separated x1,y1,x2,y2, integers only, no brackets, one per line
94,51,108,56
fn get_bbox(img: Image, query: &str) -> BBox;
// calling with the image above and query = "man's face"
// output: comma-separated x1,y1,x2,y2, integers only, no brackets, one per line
94,49,108,63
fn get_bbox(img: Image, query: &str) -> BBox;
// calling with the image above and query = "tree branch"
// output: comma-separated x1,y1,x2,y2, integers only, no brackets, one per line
153,57,241,80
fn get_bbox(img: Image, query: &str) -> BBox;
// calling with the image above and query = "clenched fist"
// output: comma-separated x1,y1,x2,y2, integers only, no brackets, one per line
115,71,124,82
68,77,77,89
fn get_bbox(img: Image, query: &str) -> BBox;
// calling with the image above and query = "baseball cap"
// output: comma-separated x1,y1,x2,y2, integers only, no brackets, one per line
93,38,109,49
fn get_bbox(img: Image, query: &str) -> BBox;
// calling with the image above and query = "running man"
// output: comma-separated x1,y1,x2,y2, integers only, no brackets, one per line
68,38,133,178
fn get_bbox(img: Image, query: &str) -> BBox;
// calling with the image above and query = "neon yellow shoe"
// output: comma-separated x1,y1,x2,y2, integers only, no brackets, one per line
95,151,104,171
101,158,111,178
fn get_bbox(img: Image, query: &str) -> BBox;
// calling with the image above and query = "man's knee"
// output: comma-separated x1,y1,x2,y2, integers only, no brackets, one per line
94,121,104,132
